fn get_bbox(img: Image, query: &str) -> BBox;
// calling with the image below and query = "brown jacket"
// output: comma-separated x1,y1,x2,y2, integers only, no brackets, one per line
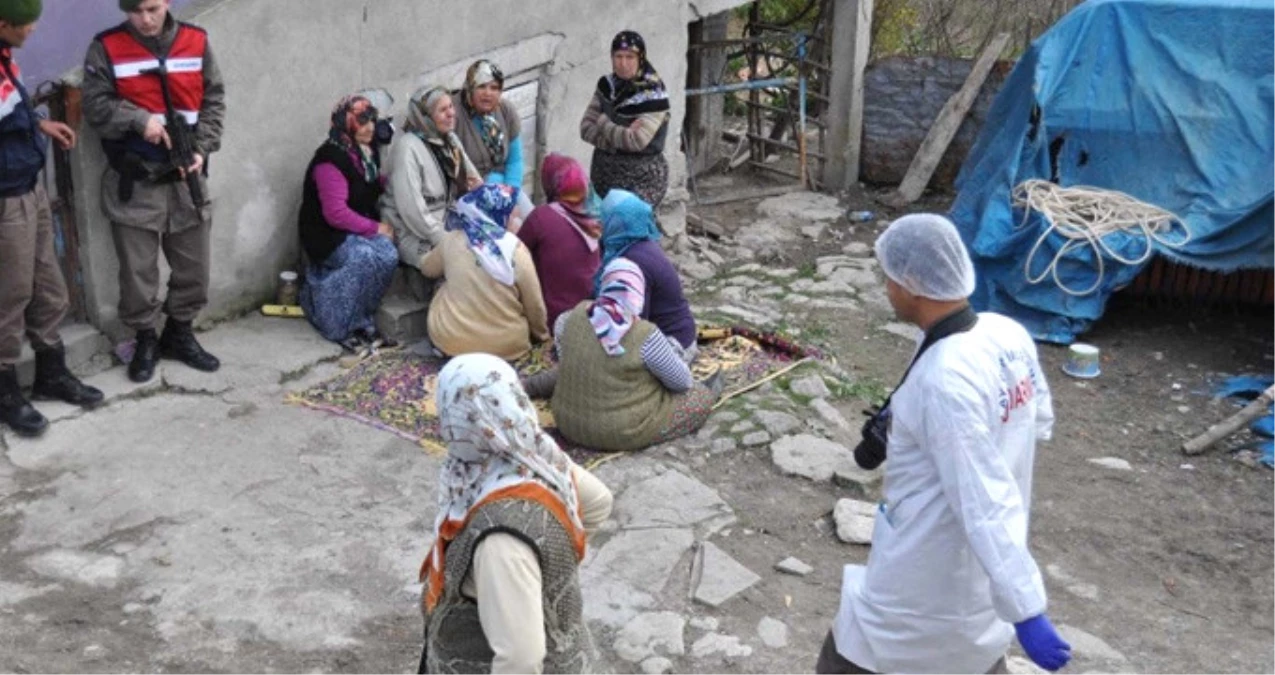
81,13,226,232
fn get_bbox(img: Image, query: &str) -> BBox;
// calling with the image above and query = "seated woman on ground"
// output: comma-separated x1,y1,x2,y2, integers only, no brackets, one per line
422,184,549,360
297,93,399,351
418,353,612,674
380,85,482,300
454,59,524,188
597,189,698,362
547,259,720,453
516,153,603,332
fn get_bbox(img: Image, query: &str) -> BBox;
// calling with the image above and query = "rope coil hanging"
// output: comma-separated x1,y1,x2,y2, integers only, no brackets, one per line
1012,179,1192,296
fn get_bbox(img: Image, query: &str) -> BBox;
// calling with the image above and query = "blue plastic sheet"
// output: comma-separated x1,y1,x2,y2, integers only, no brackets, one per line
949,0,1275,343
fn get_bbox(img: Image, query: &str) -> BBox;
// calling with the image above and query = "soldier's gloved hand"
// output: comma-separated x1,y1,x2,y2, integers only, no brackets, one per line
1014,614,1071,672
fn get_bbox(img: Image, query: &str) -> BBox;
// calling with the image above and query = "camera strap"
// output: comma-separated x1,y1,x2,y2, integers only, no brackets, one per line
881,305,979,411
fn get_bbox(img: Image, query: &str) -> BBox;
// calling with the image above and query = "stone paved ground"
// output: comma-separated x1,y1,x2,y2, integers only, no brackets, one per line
1,189,1271,673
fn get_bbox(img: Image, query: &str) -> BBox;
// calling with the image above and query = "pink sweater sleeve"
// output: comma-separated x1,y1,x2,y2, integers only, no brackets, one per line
313,162,379,236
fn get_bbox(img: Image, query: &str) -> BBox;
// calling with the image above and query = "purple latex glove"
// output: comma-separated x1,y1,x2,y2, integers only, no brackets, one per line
1014,614,1072,671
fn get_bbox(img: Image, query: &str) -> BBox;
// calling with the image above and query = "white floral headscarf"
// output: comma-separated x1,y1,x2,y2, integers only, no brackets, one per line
422,353,583,610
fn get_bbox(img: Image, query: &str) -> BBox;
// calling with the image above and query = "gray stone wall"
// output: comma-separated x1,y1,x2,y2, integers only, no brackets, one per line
860,56,1012,187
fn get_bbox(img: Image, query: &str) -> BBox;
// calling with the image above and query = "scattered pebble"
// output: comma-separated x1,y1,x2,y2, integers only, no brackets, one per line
1087,457,1133,471
774,557,814,576
757,616,789,648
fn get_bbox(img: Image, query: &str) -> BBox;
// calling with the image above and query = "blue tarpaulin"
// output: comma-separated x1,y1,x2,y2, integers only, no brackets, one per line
949,0,1274,343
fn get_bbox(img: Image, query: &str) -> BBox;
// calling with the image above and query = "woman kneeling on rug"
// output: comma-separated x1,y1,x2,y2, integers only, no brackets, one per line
550,259,720,452
298,94,400,351
422,184,549,360
419,353,613,674
598,189,697,362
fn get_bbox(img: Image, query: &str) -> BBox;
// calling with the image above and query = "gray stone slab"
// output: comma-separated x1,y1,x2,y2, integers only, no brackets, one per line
741,431,771,448
581,528,693,628
790,375,832,398
710,437,738,454
756,192,844,222
614,471,735,535
757,616,789,648
690,632,754,659
771,434,856,482
754,410,801,436
842,242,871,255
641,657,674,674
834,498,876,544
693,542,761,608
613,611,686,662
811,398,853,433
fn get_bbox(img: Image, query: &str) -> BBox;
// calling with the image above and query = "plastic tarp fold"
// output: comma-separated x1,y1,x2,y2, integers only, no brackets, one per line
949,0,1274,343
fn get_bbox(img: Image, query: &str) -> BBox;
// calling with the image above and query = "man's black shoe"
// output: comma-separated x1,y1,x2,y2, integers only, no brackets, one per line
32,343,105,408
0,365,48,437
158,319,220,372
129,329,160,383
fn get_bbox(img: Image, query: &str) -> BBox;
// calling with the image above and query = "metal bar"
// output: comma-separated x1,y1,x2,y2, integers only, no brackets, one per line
688,36,787,50
751,49,832,72
743,101,828,127
752,22,827,40
747,2,762,165
783,85,831,104
798,33,809,188
685,77,797,97
747,161,804,181
744,133,827,159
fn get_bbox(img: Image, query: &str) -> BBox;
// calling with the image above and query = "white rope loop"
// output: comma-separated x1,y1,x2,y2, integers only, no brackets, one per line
1012,179,1192,296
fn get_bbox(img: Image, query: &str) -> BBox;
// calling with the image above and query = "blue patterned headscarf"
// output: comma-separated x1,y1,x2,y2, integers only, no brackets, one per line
593,189,660,293
446,184,522,285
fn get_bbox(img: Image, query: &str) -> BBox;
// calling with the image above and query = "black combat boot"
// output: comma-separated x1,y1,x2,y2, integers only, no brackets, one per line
129,328,160,383
0,365,48,437
158,318,220,372
32,343,105,408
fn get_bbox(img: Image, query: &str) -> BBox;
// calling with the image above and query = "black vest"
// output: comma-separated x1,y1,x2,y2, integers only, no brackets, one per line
298,143,381,266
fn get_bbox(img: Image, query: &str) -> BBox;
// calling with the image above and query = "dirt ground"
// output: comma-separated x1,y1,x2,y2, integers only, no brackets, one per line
678,172,1275,674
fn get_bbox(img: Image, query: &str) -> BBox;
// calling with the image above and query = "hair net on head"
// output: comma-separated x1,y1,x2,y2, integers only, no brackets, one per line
874,213,976,301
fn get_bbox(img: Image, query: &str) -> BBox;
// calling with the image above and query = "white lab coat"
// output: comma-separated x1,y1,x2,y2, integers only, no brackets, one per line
833,312,1054,674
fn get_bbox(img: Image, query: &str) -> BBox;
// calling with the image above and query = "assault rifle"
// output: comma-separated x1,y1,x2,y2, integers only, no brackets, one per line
139,64,207,207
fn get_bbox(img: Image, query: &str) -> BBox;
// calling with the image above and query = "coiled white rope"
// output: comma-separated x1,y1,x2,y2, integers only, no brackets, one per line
1012,179,1192,296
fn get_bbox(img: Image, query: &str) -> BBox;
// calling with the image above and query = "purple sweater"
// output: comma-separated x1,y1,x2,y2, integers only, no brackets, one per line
622,240,697,349
313,150,380,237
518,204,602,331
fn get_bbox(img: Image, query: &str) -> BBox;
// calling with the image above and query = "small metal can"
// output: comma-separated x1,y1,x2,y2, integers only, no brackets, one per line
847,210,875,223
276,271,300,307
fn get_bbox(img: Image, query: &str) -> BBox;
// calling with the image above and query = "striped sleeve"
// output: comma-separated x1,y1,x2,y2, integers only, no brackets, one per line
641,331,693,393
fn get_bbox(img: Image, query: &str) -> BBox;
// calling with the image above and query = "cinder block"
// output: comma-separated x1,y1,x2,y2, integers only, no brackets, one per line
376,295,430,344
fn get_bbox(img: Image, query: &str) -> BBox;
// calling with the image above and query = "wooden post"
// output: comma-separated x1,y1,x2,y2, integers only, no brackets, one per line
1182,385,1275,455
823,0,873,192
887,32,1010,206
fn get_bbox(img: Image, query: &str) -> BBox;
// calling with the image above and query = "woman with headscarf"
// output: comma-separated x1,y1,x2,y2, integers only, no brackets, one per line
297,94,399,350
422,184,549,360
597,189,697,362
579,30,672,208
515,153,603,332
418,353,613,674
381,85,482,300
547,258,719,452
454,60,524,188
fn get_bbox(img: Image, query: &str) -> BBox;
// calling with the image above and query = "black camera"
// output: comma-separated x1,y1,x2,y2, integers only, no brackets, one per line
853,406,891,470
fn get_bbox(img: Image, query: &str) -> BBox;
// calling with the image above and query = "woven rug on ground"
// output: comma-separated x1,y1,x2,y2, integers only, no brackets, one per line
286,326,823,464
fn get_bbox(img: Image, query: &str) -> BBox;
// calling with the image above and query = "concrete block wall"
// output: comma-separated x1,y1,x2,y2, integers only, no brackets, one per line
860,56,1011,187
